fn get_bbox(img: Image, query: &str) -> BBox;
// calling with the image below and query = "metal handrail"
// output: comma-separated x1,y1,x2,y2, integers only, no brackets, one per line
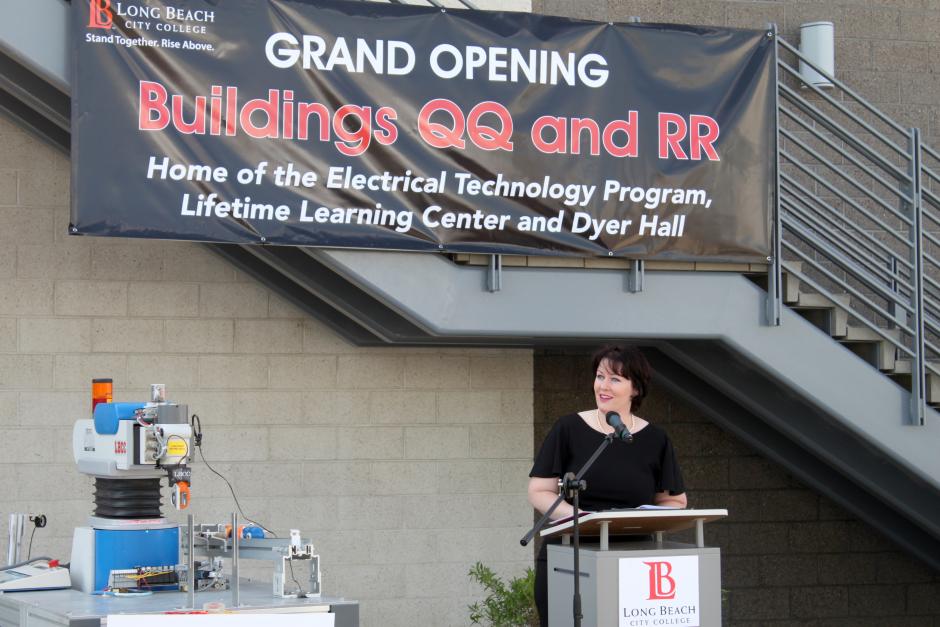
773,31,937,425
779,105,915,204
782,218,916,324
780,193,910,292
780,173,915,273
780,127,913,222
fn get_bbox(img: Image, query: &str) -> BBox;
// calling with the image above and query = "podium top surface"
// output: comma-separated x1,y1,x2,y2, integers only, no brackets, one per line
539,508,728,539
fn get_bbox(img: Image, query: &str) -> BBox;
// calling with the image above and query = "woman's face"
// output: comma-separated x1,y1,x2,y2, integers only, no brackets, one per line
594,359,636,416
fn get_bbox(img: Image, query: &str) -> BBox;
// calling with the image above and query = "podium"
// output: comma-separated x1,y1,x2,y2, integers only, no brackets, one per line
541,509,727,627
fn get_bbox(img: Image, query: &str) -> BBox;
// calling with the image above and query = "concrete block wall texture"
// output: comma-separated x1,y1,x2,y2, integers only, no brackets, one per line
533,0,940,145
534,349,940,626
0,115,536,627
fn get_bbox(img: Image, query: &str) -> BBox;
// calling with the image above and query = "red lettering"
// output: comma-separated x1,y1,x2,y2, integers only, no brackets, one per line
658,113,688,160
138,81,170,131
644,561,677,600
282,90,295,140
172,96,207,135
333,105,372,157
239,89,280,139
88,0,112,29
114,441,127,454
690,114,720,161
602,111,638,158
531,116,566,154
571,118,601,156
296,102,330,142
418,99,466,149
467,101,513,152
209,86,223,136
374,107,399,146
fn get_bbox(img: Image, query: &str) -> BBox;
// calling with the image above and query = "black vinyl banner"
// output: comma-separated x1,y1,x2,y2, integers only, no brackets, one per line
71,0,776,261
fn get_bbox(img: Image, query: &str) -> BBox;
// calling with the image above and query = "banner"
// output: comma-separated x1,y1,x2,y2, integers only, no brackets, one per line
71,0,776,261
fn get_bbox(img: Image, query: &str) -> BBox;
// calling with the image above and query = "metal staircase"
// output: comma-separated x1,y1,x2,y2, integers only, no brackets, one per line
770,34,940,425
2,4,939,568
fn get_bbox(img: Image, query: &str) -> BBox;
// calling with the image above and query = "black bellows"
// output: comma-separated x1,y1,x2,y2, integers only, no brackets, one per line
94,477,163,519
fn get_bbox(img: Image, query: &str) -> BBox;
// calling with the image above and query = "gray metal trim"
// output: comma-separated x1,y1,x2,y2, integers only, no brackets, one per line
0,0,70,93
0,49,70,153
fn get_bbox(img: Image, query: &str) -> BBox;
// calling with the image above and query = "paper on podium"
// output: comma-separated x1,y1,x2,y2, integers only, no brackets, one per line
539,508,728,539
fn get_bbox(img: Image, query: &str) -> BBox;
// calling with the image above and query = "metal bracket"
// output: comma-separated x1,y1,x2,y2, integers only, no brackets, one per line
486,254,502,292
628,259,645,293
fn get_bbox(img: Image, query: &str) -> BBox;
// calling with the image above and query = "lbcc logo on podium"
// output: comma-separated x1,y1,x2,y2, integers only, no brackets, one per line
88,0,113,29
644,561,677,600
619,556,699,627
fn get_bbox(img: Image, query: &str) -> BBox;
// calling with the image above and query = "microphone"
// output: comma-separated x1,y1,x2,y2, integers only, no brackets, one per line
605,411,634,443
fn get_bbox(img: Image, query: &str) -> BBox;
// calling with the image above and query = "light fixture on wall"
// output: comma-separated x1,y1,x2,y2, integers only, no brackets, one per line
799,21,835,89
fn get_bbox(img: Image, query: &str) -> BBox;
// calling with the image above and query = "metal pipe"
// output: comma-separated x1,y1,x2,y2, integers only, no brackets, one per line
781,174,914,271
231,512,240,607
776,36,910,137
781,150,914,238
778,80,909,173
782,218,917,321
780,251,917,354
908,128,927,426
780,126,912,214
6,513,25,566
767,23,782,327
779,105,914,201
187,514,195,609
781,194,902,288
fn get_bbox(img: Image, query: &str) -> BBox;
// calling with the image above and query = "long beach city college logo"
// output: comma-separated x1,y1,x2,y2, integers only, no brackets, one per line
645,561,677,600
619,556,700,626
88,0,113,29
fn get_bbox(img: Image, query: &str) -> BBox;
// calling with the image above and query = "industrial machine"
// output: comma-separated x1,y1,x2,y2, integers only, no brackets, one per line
70,381,195,593
65,380,323,601
192,525,321,598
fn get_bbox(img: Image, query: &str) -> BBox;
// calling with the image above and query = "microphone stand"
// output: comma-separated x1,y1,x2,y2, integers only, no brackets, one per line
521,432,616,627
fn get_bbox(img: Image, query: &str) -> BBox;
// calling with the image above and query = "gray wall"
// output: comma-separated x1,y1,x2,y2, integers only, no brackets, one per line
534,0,940,147
534,349,940,625
0,113,535,627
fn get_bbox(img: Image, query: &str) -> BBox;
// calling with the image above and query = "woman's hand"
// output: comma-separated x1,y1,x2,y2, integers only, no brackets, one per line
653,491,688,508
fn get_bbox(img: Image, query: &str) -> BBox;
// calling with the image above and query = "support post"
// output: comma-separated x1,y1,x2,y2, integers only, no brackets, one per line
629,259,645,293
487,254,502,292
909,128,927,426
231,512,240,607
767,22,783,327
187,514,195,609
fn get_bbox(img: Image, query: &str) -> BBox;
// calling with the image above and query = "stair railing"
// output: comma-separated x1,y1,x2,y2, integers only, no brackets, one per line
772,32,940,425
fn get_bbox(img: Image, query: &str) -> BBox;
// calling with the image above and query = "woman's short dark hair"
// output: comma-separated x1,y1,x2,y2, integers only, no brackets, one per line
591,345,652,411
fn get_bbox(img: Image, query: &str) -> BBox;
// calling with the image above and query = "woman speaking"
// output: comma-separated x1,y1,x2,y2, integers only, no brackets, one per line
528,345,687,626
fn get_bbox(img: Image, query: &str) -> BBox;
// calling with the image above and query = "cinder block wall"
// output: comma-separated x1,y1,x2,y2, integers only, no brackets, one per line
535,350,940,625
535,0,940,146
0,114,535,627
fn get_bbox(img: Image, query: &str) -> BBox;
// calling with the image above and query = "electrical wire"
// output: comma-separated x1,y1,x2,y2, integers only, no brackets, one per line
25,525,37,561
190,414,276,537
287,558,306,597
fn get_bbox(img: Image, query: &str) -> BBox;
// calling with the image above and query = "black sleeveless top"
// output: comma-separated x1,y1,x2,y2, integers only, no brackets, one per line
529,413,685,512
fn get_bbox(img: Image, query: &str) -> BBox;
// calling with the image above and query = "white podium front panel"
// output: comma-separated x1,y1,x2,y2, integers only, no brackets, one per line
547,541,721,627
